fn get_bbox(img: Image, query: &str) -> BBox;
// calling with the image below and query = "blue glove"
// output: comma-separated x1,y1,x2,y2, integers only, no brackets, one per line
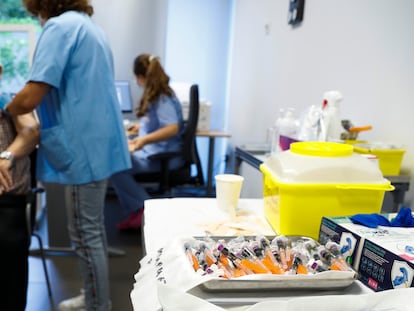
350,206,414,228
349,213,390,228
390,206,414,227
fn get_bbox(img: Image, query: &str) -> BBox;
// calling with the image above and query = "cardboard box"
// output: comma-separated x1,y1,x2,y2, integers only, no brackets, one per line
181,100,211,131
319,215,414,292
170,82,211,131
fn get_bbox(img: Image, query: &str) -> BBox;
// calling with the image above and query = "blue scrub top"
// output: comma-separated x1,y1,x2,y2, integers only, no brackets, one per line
139,94,184,157
29,11,131,184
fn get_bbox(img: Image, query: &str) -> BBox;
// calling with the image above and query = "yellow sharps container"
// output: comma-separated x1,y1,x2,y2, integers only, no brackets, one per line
260,141,394,240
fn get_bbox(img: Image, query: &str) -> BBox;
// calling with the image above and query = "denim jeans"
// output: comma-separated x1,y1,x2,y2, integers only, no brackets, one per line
63,180,110,311
109,152,184,215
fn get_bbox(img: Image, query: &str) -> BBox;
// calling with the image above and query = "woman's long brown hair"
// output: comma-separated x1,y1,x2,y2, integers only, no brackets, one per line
133,54,174,118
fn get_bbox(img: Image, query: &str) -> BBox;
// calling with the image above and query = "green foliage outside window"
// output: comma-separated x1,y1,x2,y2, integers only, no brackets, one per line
0,0,40,93
0,0,28,20
0,28,31,92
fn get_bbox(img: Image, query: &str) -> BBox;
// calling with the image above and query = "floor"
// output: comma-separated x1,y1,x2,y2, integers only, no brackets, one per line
26,194,144,311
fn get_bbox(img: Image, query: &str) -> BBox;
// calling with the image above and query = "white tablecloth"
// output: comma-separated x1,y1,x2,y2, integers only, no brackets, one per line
143,198,274,255
132,198,414,311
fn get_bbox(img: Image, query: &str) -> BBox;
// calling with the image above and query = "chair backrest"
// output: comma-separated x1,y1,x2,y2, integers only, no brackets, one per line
134,84,205,192
175,84,204,185
182,85,199,161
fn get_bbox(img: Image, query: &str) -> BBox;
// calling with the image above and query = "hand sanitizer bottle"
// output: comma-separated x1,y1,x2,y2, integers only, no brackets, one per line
321,91,344,141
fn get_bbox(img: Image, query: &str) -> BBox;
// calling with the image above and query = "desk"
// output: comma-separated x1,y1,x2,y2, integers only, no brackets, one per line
234,146,267,174
132,197,375,310
197,130,231,196
235,145,410,212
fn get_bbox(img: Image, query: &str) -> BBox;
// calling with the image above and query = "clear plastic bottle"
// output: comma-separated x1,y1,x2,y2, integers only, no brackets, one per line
277,108,300,152
297,105,321,142
269,108,285,155
269,108,301,155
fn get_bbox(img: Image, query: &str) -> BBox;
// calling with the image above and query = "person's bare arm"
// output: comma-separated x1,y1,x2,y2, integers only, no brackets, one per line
130,124,179,152
5,81,51,116
0,112,40,193
9,112,40,158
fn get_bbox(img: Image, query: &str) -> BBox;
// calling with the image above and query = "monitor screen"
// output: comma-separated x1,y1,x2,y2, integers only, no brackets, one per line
115,80,133,113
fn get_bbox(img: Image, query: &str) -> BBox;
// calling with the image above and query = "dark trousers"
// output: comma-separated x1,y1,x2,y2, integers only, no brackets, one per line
0,195,29,311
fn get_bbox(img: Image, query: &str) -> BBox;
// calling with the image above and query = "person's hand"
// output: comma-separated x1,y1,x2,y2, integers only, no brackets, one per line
126,123,139,136
0,160,13,194
127,137,145,153
133,137,146,151
127,139,136,153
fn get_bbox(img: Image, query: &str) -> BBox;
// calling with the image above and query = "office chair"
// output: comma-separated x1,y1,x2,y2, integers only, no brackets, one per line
27,150,53,299
134,84,205,195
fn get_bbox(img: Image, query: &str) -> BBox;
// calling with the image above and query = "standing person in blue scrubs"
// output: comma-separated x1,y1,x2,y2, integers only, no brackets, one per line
2,0,131,310
110,54,185,230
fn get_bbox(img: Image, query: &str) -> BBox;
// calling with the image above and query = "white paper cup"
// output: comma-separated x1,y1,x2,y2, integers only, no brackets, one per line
215,174,244,218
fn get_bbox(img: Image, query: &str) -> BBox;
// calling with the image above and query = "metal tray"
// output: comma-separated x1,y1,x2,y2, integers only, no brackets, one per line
191,235,358,292
188,275,364,308
199,271,357,292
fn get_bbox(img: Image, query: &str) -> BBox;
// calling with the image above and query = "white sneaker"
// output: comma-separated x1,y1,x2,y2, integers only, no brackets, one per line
58,289,86,311
58,289,112,310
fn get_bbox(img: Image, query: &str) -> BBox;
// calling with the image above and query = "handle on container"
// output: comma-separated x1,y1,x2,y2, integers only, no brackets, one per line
348,125,373,133
336,184,395,191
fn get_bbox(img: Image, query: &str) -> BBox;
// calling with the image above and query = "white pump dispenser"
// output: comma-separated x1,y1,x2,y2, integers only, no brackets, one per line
320,91,344,141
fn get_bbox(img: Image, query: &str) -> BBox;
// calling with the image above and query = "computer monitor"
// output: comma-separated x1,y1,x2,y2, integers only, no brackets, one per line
115,80,133,113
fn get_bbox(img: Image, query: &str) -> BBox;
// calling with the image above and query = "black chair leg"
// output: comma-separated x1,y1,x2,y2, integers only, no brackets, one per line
32,232,53,299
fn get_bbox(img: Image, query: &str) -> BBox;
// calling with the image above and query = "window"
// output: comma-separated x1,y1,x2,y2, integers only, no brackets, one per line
0,1,39,93
0,24,37,93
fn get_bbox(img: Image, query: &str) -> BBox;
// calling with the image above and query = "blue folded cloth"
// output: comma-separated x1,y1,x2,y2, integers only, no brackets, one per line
350,206,414,228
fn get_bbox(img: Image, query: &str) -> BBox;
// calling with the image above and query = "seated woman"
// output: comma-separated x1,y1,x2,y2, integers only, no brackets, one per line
110,54,184,230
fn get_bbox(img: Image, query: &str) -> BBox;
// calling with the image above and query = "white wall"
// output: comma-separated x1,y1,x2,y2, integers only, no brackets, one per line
92,0,233,183
228,0,414,204
91,0,168,111
164,0,233,181
89,0,414,204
